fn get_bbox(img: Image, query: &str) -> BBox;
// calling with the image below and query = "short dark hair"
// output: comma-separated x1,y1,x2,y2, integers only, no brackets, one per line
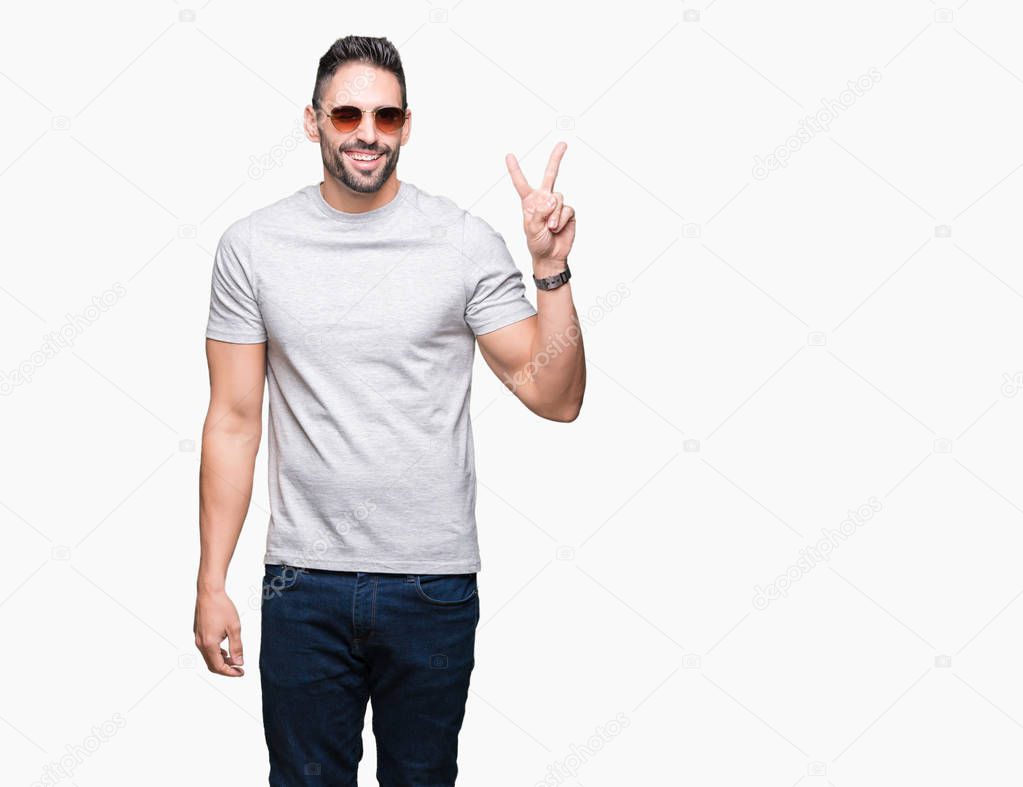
311,36,407,112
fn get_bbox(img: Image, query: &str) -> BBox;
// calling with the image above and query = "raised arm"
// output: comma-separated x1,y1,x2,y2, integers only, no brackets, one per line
193,338,266,677
477,141,585,422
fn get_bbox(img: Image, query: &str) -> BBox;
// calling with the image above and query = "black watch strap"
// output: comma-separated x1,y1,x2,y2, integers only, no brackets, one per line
533,261,571,290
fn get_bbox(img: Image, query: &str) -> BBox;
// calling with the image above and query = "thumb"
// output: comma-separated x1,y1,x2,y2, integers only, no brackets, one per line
525,193,556,232
227,623,244,667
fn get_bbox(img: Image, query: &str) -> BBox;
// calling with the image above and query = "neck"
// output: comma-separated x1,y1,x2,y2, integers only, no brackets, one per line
319,175,400,214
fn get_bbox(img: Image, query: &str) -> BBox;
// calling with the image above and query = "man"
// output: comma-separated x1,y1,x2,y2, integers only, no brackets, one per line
193,34,585,786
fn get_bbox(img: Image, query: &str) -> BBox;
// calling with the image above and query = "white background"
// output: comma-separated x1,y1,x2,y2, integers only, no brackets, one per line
3,1,1023,785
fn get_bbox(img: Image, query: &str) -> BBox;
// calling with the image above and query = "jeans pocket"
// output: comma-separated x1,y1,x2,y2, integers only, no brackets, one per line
262,564,303,600
414,573,478,606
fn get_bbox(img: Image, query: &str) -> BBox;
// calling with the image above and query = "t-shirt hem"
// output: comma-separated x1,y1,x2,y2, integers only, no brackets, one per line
471,303,537,336
264,552,482,574
206,328,267,344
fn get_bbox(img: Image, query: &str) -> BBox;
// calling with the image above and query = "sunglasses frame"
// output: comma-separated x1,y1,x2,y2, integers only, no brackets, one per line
321,104,408,134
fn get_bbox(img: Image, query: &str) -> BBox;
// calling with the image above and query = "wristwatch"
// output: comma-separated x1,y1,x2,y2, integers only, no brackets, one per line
533,261,571,291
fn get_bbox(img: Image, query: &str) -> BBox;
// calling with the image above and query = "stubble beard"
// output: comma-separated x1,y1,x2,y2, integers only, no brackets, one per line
321,137,399,194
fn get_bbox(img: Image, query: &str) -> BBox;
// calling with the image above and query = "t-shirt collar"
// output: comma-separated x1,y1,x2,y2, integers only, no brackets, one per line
308,179,410,223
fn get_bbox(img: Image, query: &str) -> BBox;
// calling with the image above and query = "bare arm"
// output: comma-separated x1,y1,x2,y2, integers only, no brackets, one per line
193,338,266,677
477,281,586,421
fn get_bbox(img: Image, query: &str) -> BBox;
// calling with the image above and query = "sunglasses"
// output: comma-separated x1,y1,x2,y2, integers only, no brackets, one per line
323,105,407,134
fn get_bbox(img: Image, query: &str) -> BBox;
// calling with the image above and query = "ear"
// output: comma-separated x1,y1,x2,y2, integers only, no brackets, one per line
303,105,320,142
400,108,412,147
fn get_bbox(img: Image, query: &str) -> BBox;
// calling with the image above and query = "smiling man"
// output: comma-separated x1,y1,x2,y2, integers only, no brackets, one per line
193,35,585,786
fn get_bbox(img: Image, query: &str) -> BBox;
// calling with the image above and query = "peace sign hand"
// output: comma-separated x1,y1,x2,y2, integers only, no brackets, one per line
505,141,576,268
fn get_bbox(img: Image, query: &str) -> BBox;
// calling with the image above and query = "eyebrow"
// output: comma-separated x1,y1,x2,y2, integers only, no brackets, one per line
329,104,396,111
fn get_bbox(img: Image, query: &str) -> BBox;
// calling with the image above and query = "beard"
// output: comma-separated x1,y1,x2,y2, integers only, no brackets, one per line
321,136,400,194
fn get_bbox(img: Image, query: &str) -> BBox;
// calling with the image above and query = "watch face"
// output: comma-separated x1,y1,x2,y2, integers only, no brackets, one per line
534,263,569,289
535,272,566,289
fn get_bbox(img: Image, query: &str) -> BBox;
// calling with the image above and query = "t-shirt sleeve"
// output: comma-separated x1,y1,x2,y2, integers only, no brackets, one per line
205,216,267,343
462,213,537,336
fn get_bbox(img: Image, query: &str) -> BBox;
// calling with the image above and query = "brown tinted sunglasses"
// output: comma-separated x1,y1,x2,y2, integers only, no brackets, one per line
323,105,407,134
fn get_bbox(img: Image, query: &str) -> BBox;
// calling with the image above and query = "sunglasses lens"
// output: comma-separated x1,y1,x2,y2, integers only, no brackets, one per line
328,106,405,133
376,107,405,133
330,106,362,131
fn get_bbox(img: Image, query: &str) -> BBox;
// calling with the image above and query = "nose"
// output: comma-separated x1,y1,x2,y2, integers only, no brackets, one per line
356,110,377,146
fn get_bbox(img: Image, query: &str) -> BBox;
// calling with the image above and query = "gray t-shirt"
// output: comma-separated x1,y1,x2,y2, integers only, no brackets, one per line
205,179,536,573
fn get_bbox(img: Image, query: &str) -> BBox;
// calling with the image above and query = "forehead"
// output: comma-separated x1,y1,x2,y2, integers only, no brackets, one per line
322,61,402,108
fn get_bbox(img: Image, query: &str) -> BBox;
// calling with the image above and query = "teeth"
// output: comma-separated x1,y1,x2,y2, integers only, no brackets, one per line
348,152,381,161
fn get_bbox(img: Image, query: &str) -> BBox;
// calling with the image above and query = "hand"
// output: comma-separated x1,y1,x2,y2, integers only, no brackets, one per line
193,588,245,677
505,141,576,268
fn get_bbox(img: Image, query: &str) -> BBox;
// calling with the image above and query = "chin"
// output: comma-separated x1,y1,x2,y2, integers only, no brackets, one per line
344,176,385,194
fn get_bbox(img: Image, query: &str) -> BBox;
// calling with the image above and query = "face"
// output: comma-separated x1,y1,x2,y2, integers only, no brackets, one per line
306,61,410,194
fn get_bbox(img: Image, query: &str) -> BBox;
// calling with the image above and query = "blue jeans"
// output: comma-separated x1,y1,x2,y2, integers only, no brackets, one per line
259,564,480,786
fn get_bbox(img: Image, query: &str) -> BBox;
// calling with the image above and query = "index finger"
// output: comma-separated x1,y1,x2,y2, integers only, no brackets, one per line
541,141,567,192
505,153,532,199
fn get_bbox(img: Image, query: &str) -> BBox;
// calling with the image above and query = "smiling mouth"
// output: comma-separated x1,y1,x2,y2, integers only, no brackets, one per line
344,150,384,168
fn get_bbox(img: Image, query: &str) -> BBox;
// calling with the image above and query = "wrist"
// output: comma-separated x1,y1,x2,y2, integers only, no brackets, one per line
532,257,568,277
197,569,227,594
